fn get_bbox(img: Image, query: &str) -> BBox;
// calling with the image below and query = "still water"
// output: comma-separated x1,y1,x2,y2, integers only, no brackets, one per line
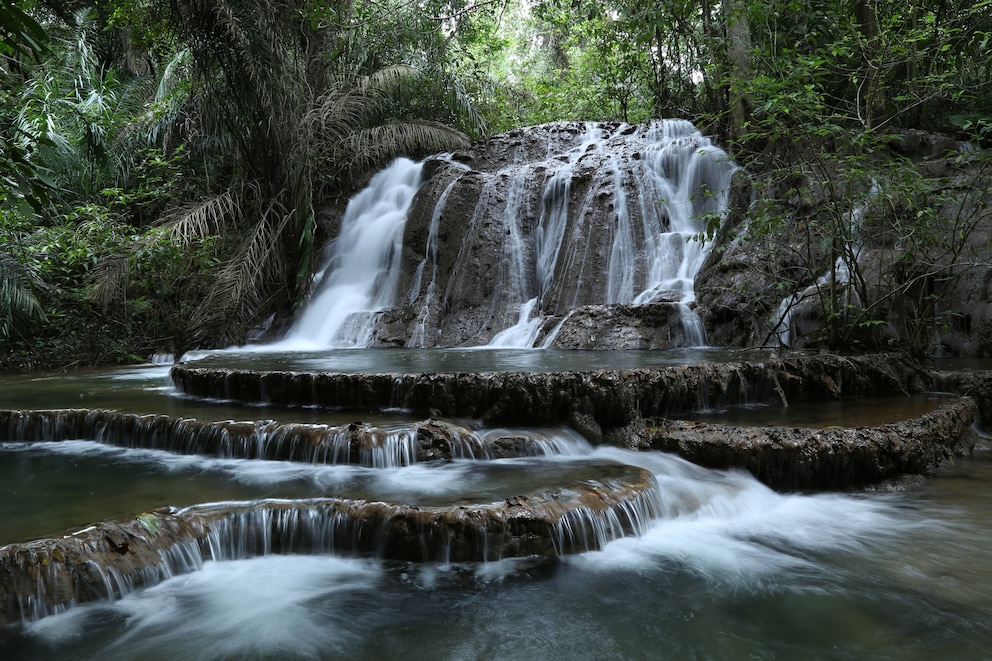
177,346,775,373
1,359,991,659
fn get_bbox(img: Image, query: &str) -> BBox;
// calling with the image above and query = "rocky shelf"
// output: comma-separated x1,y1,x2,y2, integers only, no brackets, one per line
0,410,560,465
639,395,978,490
170,353,935,434
2,352,987,627
165,352,987,489
0,460,656,626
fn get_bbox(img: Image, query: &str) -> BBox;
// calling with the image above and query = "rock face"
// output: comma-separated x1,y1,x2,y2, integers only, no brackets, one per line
286,123,991,354
696,138,992,355
543,303,684,350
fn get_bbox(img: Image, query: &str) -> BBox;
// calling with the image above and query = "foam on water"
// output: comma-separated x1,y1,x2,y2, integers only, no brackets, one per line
7,442,987,660
570,447,951,589
24,555,382,661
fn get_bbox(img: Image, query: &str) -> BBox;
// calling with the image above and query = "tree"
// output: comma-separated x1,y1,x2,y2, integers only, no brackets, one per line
1,1,51,339
88,0,485,347
1,0,53,211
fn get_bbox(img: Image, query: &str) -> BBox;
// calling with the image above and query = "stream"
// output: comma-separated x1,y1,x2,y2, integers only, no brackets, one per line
1,359,991,660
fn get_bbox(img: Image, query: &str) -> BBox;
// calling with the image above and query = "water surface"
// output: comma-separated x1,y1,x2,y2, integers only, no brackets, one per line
2,451,990,660
2,363,991,659
178,346,775,374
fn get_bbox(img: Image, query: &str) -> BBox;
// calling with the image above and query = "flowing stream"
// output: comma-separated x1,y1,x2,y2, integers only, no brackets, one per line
1,363,991,659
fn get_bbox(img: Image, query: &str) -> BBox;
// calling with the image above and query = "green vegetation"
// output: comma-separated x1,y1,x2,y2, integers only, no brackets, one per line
1,0,990,367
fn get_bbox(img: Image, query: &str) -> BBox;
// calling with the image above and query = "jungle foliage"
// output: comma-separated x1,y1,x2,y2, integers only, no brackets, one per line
1,0,990,367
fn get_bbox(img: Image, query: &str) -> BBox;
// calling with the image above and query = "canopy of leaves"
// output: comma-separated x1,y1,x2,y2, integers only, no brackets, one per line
1,0,990,365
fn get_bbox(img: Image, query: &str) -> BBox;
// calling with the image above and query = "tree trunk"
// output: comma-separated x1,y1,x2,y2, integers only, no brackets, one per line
723,0,752,142
853,0,885,128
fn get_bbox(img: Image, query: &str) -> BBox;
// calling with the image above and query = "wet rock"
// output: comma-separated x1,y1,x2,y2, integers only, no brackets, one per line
0,512,207,626
171,353,933,433
382,120,734,347
640,396,978,490
568,411,603,444
696,145,992,355
0,461,658,624
933,369,992,428
544,304,681,350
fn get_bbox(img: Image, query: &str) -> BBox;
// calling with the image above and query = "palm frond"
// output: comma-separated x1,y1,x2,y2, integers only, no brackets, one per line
357,64,422,95
188,196,294,344
90,187,239,311
341,121,469,174
0,252,46,338
89,249,131,311
304,86,375,144
160,189,239,244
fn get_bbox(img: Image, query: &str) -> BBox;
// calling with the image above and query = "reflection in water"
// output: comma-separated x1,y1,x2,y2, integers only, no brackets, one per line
178,346,776,374
688,393,958,427
0,364,418,424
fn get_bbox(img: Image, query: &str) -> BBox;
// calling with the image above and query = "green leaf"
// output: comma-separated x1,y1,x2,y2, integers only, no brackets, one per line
136,513,159,536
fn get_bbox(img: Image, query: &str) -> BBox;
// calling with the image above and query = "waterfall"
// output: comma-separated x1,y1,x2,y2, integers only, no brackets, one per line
280,121,735,350
487,297,544,347
408,176,460,347
768,182,879,348
536,124,605,301
280,158,424,349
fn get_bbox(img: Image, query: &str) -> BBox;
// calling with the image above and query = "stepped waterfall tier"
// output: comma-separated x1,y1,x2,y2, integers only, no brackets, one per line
279,120,736,349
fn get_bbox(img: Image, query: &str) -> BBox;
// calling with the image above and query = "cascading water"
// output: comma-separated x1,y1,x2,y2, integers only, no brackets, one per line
630,120,736,345
768,182,879,348
279,158,424,349
475,121,735,347
8,435,988,661
3,359,992,658
279,120,735,350
407,171,466,347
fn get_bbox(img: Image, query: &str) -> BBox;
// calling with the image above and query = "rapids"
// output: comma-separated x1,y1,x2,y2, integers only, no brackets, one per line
3,419,991,658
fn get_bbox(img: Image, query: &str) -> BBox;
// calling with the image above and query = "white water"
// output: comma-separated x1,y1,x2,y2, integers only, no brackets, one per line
279,158,424,349
479,121,734,347
488,297,544,347
408,175,461,347
15,439,984,660
769,183,878,348
535,124,605,302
